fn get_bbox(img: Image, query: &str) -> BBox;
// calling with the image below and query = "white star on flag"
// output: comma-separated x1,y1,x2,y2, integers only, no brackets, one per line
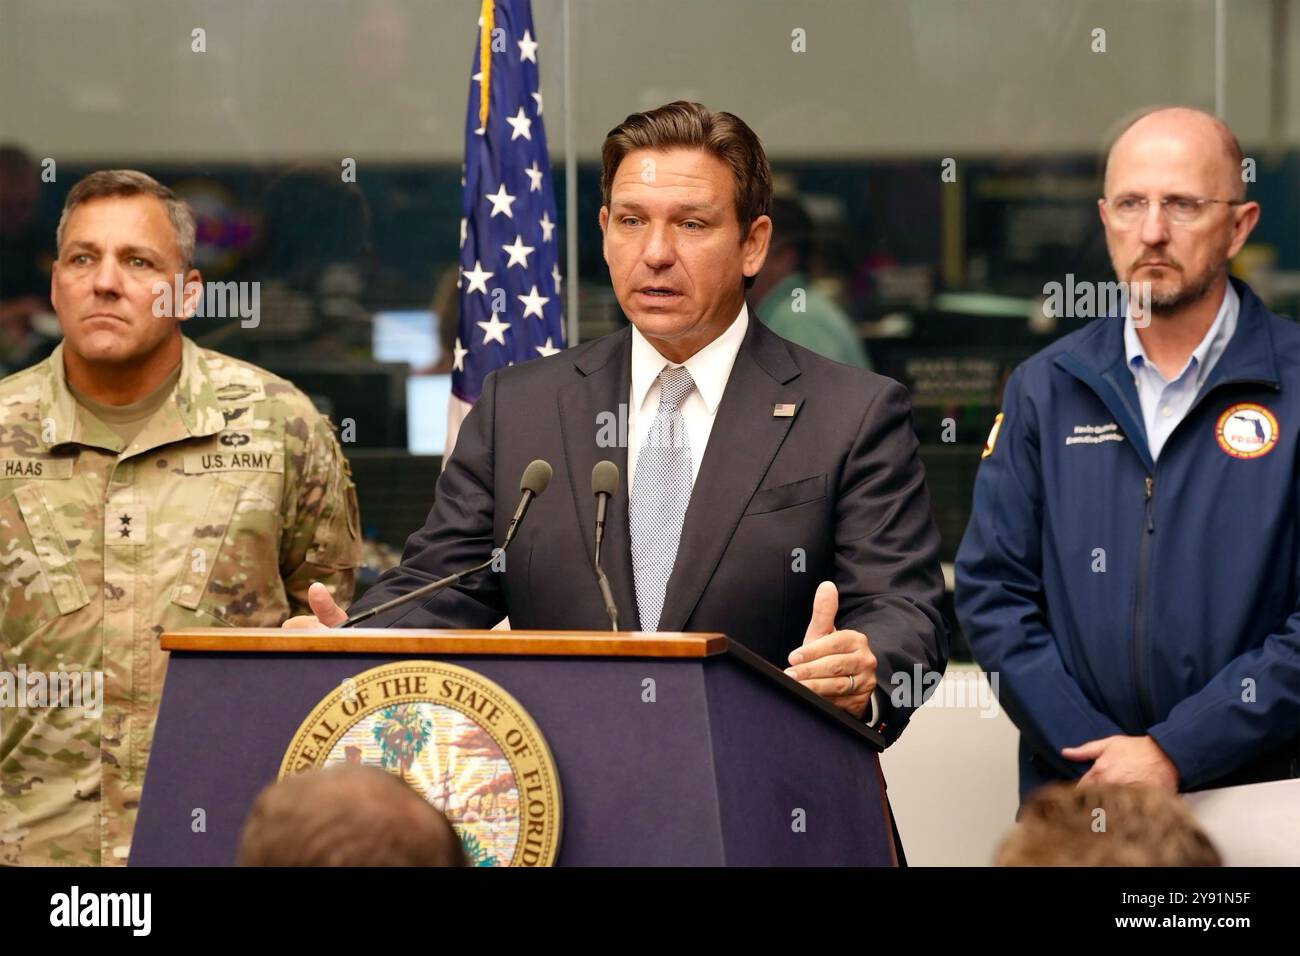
518,284,550,319
517,29,539,63
451,3,565,464
485,183,516,218
506,106,533,141
524,161,544,192
502,235,535,268
477,313,511,346
463,260,494,294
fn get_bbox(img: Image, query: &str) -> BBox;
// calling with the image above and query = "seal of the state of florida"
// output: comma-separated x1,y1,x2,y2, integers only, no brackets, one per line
279,661,561,866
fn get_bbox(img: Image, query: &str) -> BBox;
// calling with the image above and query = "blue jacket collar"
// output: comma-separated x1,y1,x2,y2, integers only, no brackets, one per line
1051,278,1280,472
1056,277,1279,388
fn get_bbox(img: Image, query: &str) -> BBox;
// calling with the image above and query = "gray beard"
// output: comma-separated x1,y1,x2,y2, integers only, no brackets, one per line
1148,267,1222,317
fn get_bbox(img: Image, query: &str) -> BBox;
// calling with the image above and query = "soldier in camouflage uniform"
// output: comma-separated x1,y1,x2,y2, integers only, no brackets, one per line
0,170,360,866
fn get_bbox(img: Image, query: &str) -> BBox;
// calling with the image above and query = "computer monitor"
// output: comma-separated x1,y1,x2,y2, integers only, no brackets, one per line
372,309,440,370
406,374,452,456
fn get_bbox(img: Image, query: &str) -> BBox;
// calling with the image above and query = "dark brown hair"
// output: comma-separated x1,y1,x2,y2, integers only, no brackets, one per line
600,100,772,240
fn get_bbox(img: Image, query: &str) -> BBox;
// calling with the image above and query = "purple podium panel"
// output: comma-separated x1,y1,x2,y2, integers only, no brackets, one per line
130,645,894,866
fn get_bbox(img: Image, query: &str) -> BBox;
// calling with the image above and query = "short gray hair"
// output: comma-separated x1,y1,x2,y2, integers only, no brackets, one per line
56,169,197,270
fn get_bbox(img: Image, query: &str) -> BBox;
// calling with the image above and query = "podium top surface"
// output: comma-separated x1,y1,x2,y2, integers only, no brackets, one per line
160,628,885,749
161,628,728,658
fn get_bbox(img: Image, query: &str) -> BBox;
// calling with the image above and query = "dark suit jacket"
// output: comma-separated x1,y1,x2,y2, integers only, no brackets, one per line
349,317,947,742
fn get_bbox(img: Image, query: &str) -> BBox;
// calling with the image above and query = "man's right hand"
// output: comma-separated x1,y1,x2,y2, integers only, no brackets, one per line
282,581,349,628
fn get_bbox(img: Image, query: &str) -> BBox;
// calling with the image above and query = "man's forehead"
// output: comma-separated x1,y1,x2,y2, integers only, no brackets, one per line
611,149,730,197
63,195,178,247
1107,124,1233,188
66,193,170,228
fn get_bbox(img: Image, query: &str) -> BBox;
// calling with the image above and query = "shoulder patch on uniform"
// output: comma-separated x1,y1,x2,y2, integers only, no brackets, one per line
981,412,1004,459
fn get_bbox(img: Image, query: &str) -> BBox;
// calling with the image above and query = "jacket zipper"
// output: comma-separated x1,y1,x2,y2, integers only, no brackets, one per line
1126,379,1275,728
1132,473,1157,727
1058,354,1278,731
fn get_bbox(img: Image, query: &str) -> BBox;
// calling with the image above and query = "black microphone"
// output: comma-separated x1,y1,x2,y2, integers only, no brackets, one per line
340,459,553,628
591,460,621,631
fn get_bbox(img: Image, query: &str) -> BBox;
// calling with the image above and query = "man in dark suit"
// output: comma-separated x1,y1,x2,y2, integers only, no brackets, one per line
290,101,946,741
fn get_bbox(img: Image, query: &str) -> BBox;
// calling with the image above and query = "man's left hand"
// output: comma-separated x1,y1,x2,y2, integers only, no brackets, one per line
784,581,876,720
1062,734,1179,791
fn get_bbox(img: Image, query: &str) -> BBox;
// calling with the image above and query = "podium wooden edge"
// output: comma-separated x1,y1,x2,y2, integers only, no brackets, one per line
160,627,728,658
159,627,886,751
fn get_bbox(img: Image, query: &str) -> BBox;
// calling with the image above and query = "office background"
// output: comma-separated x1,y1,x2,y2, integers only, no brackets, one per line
2,0,1298,649
4,0,1299,865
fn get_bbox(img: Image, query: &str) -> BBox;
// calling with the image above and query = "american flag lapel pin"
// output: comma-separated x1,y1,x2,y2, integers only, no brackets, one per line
773,403,798,418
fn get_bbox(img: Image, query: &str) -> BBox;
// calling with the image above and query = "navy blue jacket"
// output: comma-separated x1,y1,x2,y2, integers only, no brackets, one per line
956,278,1300,798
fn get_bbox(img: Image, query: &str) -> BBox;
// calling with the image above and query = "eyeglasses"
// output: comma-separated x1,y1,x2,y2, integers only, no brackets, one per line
1102,195,1245,225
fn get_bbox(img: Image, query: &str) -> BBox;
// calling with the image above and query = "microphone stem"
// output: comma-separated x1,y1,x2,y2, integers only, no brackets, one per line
593,513,619,632
340,463,548,629
340,552,497,628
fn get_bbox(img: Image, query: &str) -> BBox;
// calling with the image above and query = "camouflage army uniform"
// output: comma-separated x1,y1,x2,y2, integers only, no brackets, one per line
0,337,360,866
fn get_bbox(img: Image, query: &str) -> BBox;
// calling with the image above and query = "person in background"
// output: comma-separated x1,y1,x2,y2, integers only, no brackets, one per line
0,146,59,374
748,195,870,369
237,765,468,867
429,263,460,375
994,782,1221,866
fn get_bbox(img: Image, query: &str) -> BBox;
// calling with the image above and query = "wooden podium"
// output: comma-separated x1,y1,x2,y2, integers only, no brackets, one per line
130,629,897,866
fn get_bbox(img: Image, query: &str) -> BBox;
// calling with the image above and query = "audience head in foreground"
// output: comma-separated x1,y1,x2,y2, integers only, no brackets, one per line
994,782,1222,867
238,764,467,867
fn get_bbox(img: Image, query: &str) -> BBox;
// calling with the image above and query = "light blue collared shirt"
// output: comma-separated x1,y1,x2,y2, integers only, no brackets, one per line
1123,283,1239,461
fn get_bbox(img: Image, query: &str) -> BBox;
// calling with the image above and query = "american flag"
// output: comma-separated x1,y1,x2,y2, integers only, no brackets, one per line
447,0,564,458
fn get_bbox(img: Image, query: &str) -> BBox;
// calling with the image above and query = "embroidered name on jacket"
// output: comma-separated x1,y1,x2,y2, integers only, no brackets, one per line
1065,423,1125,446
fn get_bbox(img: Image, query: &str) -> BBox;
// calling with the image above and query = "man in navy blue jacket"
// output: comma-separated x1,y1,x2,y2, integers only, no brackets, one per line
957,106,1300,799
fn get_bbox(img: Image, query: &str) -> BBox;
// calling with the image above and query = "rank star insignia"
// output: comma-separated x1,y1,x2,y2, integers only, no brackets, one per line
107,504,148,546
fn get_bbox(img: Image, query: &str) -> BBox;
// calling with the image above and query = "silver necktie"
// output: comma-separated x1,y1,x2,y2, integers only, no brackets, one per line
630,365,696,632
